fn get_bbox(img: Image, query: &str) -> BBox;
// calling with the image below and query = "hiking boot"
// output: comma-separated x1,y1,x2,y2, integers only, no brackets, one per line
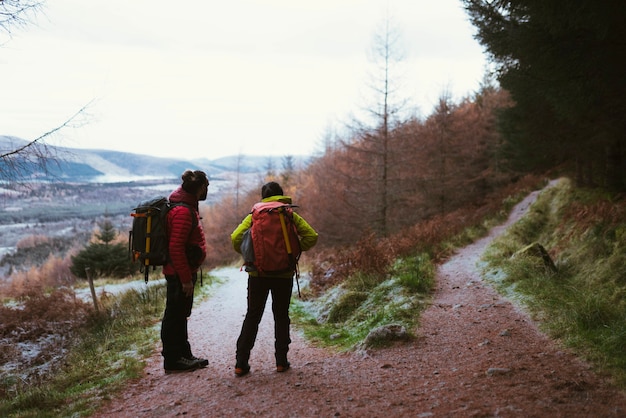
234,363,250,377
276,362,290,373
187,355,209,368
164,357,200,374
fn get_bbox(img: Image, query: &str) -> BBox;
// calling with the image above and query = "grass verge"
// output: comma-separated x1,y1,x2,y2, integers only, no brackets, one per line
482,178,626,387
0,275,216,417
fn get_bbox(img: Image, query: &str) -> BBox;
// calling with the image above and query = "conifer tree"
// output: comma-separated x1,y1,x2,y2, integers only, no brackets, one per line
70,217,136,279
463,0,626,191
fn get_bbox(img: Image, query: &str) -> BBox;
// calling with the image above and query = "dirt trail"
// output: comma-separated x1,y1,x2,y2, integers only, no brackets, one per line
94,182,626,417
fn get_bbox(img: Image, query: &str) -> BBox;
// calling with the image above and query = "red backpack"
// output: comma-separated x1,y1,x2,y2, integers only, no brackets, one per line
242,201,301,275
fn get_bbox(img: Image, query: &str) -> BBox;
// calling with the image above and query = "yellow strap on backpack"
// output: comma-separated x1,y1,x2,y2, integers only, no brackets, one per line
278,207,301,298
278,208,292,255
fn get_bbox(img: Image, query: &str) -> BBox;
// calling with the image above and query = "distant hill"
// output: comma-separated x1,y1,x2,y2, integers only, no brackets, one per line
0,135,311,183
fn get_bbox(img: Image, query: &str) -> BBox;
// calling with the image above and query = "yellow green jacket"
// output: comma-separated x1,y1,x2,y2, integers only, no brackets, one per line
231,195,318,277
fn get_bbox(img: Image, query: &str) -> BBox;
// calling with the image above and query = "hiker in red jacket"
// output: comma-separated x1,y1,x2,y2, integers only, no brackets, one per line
161,170,209,374
230,181,318,376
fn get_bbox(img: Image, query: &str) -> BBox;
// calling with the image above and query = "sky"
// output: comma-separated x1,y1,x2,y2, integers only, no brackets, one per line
0,0,487,161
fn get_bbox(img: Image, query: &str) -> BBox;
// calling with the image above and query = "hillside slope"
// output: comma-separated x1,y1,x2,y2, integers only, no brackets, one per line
93,181,626,417
1,135,308,182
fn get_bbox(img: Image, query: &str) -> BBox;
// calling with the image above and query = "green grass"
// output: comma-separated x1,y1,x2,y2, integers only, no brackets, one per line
482,178,626,387
0,274,217,418
392,253,435,293
292,253,435,351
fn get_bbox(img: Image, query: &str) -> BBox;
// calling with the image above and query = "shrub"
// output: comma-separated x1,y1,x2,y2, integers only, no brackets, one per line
0,287,91,398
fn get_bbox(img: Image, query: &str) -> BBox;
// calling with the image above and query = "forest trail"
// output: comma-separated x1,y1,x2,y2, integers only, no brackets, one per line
94,180,626,417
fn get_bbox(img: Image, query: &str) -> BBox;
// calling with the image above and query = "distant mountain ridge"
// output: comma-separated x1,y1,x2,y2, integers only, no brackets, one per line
0,135,310,183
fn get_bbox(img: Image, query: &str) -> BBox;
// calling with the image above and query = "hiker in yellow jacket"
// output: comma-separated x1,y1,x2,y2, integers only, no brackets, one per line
230,181,318,376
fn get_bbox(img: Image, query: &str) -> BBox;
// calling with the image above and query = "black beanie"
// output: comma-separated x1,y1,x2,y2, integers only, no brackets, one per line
261,181,283,199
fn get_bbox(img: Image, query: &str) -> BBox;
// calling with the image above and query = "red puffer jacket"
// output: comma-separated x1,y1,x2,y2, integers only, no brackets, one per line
162,187,207,284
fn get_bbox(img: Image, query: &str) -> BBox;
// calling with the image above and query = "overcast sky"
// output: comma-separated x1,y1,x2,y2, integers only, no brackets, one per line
0,0,487,160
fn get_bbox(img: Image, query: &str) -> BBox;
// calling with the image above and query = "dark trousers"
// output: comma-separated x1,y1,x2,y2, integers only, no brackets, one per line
236,276,293,366
161,274,195,363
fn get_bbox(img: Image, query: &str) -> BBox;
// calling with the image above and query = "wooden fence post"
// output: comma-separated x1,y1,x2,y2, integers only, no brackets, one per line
85,267,99,313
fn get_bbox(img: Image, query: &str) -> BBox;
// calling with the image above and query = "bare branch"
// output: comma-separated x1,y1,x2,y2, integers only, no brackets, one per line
0,101,94,183
0,0,44,39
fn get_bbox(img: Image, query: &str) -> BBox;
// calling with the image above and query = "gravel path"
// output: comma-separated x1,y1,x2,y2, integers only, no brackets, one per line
93,182,626,417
